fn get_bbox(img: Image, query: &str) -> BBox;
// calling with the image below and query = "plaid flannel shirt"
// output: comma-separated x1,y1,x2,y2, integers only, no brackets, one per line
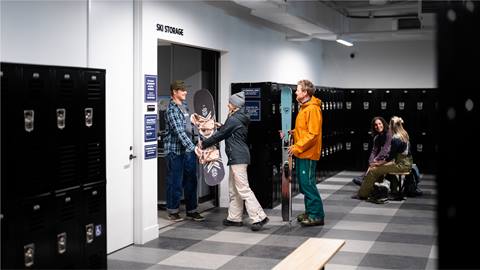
164,99,195,155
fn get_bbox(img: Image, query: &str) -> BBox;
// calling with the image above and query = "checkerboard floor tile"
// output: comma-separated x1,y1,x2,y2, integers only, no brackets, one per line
108,171,437,269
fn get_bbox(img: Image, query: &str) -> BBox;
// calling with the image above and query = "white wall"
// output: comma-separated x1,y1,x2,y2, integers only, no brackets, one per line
1,0,87,66
321,40,436,88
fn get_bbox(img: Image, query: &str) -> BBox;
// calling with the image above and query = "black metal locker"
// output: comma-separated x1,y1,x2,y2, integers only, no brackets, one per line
12,194,54,269
53,188,83,269
81,182,107,269
15,65,53,196
81,70,106,185
51,68,82,191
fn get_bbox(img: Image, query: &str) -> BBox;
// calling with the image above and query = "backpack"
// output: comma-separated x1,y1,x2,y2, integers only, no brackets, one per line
368,180,390,204
403,164,423,197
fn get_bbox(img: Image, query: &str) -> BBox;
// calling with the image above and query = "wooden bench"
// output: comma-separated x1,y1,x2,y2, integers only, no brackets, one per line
273,238,345,270
388,171,411,200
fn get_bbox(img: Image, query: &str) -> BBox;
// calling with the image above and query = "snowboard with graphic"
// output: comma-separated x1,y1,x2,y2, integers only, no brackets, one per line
280,86,293,222
193,89,225,186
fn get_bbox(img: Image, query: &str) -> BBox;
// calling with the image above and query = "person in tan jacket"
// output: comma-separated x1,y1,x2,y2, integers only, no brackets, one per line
289,79,325,226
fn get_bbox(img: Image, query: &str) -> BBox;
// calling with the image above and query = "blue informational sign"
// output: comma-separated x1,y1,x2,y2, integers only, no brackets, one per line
145,114,157,142
145,75,157,102
145,144,157,160
244,100,261,122
242,88,261,98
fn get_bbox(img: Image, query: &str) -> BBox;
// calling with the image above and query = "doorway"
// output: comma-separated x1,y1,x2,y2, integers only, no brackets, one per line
156,41,220,226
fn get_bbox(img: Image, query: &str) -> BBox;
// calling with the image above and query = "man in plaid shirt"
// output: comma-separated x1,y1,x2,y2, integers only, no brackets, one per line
164,80,204,222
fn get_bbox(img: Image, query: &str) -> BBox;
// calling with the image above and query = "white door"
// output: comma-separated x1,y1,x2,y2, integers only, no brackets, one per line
89,0,135,253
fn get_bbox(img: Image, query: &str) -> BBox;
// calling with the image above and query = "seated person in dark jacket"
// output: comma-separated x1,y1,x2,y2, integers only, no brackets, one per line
199,91,269,232
353,116,413,199
353,116,392,186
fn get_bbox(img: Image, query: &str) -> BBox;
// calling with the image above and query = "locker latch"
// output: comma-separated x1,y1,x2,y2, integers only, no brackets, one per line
24,243,35,267
399,102,405,110
417,144,423,153
24,110,34,132
57,232,67,254
363,143,369,151
363,102,369,110
86,224,94,244
57,108,66,130
381,101,387,110
85,108,93,127
417,102,423,110
346,102,352,110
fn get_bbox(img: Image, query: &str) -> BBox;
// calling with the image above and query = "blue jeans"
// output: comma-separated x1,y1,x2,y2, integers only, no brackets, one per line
165,151,198,214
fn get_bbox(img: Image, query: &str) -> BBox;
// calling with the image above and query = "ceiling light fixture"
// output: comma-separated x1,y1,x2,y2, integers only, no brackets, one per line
336,38,353,46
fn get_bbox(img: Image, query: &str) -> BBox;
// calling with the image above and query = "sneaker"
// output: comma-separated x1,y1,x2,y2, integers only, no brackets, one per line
186,212,205,221
352,178,363,186
223,219,243,227
296,213,307,222
300,216,324,226
251,217,269,231
167,213,183,222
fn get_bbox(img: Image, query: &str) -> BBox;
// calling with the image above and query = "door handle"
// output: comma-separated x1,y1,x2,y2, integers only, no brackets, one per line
129,154,137,160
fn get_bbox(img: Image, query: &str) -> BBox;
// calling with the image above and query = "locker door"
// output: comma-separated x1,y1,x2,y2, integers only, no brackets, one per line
52,68,82,191
81,70,106,185
15,65,53,196
82,183,107,269
14,194,54,269
54,188,82,268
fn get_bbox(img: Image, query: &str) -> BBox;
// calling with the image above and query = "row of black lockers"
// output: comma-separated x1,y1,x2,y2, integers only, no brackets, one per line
1,63,107,269
436,2,480,269
231,82,438,208
342,89,438,173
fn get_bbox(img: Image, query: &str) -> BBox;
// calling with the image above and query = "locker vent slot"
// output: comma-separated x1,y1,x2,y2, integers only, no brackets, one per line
60,198,76,222
87,192,101,215
59,79,74,99
87,143,103,179
87,80,102,100
29,206,46,232
57,145,77,187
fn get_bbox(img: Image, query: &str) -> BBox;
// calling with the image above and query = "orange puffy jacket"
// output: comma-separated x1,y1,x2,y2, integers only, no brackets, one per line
291,96,322,160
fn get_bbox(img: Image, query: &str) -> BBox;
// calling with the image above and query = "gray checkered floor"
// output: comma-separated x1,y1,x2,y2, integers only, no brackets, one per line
108,171,437,269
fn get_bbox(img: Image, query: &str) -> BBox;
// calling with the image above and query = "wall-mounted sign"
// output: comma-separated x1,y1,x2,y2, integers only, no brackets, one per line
242,88,261,98
244,100,261,122
145,75,157,102
145,114,157,142
156,24,184,36
145,144,157,160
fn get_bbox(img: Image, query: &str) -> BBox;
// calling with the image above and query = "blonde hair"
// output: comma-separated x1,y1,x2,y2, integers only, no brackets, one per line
297,79,315,96
390,116,409,142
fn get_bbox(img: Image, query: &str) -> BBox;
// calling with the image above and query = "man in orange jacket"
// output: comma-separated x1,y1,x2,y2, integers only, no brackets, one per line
289,79,325,226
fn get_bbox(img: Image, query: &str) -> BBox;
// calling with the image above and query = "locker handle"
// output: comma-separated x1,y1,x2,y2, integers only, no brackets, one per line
24,243,35,267
57,108,66,130
57,232,67,254
85,108,93,127
86,224,94,244
24,110,34,132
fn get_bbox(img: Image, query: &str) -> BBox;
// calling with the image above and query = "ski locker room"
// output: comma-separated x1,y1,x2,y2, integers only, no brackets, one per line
0,1,478,269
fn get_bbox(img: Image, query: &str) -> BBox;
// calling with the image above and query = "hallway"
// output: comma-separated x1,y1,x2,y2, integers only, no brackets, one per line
108,171,437,269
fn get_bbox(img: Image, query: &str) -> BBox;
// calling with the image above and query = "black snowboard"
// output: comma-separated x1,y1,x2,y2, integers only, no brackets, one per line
193,89,225,186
